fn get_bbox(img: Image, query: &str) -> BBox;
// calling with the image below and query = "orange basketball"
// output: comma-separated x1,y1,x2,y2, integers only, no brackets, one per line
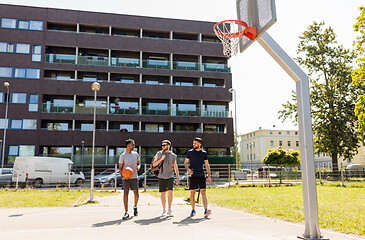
122,167,133,179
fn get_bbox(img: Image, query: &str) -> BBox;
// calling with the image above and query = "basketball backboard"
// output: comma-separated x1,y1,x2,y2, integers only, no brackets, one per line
236,0,277,52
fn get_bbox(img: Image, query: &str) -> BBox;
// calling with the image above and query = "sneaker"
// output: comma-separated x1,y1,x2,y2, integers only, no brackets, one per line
167,209,173,217
204,209,212,218
133,207,138,217
122,212,129,220
161,209,166,217
190,209,196,217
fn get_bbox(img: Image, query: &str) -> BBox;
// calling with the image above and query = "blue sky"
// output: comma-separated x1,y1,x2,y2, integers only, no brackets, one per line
0,0,363,133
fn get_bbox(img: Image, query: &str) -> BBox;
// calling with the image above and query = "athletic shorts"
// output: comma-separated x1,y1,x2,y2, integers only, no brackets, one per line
122,178,138,190
189,176,206,190
158,178,174,192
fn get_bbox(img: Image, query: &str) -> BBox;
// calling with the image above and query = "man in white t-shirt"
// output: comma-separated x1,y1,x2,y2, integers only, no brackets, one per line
119,139,140,219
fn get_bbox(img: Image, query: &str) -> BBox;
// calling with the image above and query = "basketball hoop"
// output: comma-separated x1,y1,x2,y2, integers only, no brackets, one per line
213,20,257,58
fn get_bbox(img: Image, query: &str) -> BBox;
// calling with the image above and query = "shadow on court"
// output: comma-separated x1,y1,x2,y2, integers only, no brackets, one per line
172,217,208,226
92,217,134,227
134,216,172,225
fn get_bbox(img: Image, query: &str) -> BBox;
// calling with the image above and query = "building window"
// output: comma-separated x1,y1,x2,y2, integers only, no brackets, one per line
0,42,14,53
29,21,43,31
48,122,69,131
278,131,281,134
0,119,9,129
15,43,30,54
120,124,134,132
18,20,29,29
1,18,17,29
253,154,255,160
10,119,22,129
28,94,39,112
287,131,290,135
11,93,27,104
247,154,249,160
8,145,36,163
247,144,249,149
269,131,273,134
22,119,37,130
81,123,93,131
296,141,299,147
279,141,283,146
26,68,40,79
270,140,274,147
32,45,42,62
295,131,298,135
14,68,26,78
0,67,13,78
288,141,291,147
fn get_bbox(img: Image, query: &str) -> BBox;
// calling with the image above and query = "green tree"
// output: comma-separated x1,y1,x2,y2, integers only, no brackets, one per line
262,147,300,183
353,7,365,140
279,22,360,173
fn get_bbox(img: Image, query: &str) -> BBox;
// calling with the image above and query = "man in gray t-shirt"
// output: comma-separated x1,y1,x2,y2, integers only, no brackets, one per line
152,140,179,217
119,139,140,220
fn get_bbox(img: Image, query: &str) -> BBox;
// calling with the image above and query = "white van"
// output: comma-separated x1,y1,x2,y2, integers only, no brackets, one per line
12,157,85,187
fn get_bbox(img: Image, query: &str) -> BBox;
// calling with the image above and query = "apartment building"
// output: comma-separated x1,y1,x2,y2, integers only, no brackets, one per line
0,4,234,168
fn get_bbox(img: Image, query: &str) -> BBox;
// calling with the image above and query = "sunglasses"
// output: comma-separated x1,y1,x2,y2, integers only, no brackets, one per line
161,144,168,147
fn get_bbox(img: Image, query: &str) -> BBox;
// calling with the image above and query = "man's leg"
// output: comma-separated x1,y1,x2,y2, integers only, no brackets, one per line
201,188,208,210
161,191,166,210
167,190,173,209
123,189,129,213
190,190,196,210
133,189,139,207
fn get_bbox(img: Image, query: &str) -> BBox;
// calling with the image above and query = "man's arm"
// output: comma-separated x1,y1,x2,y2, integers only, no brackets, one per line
173,160,180,185
204,159,212,184
184,158,193,176
119,163,124,177
152,152,165,167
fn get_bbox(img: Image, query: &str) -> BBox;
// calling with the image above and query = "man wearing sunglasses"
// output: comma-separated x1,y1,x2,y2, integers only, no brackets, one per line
152,140,180,217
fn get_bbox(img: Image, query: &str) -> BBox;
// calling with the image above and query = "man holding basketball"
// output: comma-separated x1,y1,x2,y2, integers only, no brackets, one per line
184,137,212,218
119,139,140,219
152,140,180,217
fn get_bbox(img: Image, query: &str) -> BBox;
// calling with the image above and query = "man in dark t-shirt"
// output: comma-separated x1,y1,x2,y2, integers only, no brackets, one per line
184,137,212,218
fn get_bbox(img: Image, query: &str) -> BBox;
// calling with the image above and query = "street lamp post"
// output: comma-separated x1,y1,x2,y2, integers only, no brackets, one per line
89,82,100,203
81,140,84,172
229,88,238,173
250,142,254,181
1,82,9,168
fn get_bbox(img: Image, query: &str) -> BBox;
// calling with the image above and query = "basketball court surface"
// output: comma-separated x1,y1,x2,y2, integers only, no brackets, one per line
0,192,362,240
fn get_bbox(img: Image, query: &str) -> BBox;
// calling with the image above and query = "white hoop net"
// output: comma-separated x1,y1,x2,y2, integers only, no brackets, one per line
214,20,245,58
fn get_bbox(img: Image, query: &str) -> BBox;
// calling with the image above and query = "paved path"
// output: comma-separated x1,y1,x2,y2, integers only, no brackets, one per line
0,192,363,240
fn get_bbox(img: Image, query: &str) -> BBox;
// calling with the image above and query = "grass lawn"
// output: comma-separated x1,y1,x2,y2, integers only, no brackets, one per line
0,189,118,208
147,182,365,236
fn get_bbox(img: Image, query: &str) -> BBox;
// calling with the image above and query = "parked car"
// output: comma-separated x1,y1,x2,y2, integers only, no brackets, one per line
0,168,13,186
138,168,187,187
345,164,365,177
94,169,122,187
12,157,85,188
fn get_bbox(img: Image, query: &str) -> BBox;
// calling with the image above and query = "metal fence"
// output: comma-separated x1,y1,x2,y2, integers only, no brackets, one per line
2,163,364,190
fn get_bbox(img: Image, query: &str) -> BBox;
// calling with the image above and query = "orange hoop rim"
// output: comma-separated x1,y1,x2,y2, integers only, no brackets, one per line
213,20,249,38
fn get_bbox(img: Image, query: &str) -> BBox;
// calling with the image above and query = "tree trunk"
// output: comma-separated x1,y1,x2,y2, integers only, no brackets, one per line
332,153,338,174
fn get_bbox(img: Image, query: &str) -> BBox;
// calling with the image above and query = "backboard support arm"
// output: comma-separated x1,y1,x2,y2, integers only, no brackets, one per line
256,32,326,240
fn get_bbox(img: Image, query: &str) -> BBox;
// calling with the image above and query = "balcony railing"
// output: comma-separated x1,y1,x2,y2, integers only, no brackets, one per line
78,55,108,66
41,103,231,118
75,105,107,114
173,108,201,117
45,54,76,64
173,61,199,71
42,103,73,113
45,54,230,73
202,63,230,72
111,57,140,68
109,106,139,115
203,109,231,118
142,60,170,70
142,106,170,116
